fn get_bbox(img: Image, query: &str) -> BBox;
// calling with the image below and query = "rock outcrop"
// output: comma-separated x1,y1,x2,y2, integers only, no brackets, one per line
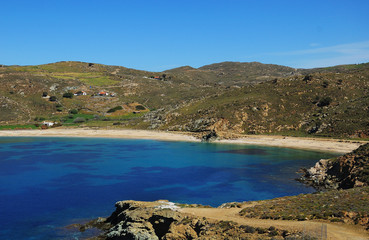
299,143,369,190
200,130,218,142
81,200,294,240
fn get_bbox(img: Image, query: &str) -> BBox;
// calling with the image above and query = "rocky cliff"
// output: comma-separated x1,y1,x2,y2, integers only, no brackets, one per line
299,143,369,190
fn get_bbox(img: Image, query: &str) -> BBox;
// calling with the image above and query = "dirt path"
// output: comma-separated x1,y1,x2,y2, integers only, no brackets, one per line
180,207,369,240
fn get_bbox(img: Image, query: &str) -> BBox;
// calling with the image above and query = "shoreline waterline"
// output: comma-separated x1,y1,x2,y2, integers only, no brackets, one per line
0,128,365,153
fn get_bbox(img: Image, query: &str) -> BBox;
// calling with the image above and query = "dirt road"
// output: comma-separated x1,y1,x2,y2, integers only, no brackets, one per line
180,207,369,240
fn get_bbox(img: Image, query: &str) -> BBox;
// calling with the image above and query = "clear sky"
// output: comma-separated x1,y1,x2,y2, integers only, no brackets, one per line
1,0,369,71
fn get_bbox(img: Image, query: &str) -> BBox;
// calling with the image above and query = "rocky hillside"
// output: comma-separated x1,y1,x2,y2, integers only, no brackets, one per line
158,63,369,139
0,61,295,125
165,61,296,86
1,61,369,139
300,143,369,190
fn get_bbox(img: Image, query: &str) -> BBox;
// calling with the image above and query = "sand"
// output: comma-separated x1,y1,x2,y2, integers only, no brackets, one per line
215,135,364,154
0,128,365,153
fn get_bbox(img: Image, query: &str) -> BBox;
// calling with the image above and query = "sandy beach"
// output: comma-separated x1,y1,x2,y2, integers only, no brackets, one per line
215,135,365,154
0,128,365,153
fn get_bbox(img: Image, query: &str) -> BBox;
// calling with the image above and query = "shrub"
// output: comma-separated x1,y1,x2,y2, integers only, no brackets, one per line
49,96,57,102
312,96,320,104
322,80,329,88
269,230,279,236
73,117,86,123
330,218,343,222
303,75,312,82
135,105,146,110
317,97,332,107
282,215,293,220
241,225,255,233
107,106,123,113
268,226,276,231
256,227,267,234
69,109,78,114
63,92,73,98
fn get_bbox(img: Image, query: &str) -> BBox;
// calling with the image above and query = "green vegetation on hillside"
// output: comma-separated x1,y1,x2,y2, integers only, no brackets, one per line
60,113,95,124
107,106,123,113
0,124,39,130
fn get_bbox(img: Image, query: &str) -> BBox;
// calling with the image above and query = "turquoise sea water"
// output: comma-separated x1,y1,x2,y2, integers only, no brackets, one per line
0,137,337,239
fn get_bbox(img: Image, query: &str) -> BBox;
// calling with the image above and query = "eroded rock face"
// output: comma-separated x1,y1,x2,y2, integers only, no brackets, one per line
300,143,369,190
105,201,183,240
200,130,218,142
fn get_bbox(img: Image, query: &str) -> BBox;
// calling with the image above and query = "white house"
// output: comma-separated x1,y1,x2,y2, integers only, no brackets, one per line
42,121,56,127
74,91,87,96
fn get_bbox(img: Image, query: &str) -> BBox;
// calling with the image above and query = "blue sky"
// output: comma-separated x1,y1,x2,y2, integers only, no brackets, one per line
1,0,369,71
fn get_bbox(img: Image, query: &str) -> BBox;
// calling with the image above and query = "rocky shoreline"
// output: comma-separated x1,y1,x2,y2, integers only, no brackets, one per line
299,143,369,191
77,200,304,240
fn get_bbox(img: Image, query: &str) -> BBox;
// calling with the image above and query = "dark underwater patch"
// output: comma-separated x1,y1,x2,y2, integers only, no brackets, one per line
219,148,268,155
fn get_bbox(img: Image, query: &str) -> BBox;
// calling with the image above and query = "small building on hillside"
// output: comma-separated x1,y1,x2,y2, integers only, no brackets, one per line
99,91,108,96
74,91,87,96
42,121,56,127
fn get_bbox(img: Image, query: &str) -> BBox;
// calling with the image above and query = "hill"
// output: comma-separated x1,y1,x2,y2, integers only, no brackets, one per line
0,61,299,126
165,61,296,86
1,60,369,139
0,61,224,124
157,63,369,139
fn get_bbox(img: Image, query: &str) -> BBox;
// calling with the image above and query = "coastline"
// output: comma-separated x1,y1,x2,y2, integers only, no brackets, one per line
0,128,199,142
2,128,368,239
0,128,365,153
215,135,364,154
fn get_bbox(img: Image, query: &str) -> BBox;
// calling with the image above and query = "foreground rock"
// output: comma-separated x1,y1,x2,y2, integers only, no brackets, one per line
80,200,305,240
299,143,369,190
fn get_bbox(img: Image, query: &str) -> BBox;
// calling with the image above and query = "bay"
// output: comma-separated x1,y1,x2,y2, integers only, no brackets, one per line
0,137,337,239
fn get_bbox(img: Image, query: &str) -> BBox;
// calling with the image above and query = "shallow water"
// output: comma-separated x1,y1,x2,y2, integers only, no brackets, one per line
0,137,337,239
